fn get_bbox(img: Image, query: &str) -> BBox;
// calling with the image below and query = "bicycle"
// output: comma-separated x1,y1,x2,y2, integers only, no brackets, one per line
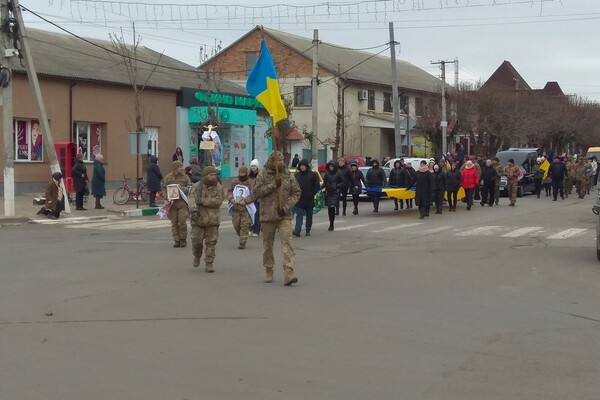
113,174,149,205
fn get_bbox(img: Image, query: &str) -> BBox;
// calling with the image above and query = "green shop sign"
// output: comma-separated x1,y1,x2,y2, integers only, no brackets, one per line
195,91,264,110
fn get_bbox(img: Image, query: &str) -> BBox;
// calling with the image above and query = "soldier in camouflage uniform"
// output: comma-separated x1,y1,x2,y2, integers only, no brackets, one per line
189,165,225,272
162,161,191,247
504,158,520,207
254,151,301,286
492,157,504,205
564,155,575,197
228,166,255,250
574,158,589,199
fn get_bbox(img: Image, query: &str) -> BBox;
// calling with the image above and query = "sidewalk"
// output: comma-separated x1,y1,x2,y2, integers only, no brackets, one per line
0,189,153,225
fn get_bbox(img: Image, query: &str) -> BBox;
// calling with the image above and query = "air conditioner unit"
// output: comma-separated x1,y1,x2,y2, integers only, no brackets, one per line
358,90,368,101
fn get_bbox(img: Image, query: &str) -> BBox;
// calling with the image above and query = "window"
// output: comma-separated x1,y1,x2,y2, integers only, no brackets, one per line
145,127,159,156
415,97,424,116
246,52,258,75
294,86,312,107
400,95,409,114
73,122,103,161
14,119,43,161
383,92,392,113
367,89,375,111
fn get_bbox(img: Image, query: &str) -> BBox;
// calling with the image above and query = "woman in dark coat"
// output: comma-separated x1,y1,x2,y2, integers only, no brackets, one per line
445,161,462,212
404,162,417,209
172,147,184,163
388,159,404,211
432,164,446,214
349,161,366,215
147,155,163,207
91,154,106,209
409,160,435,219
322,160,343,231
71,153,89,210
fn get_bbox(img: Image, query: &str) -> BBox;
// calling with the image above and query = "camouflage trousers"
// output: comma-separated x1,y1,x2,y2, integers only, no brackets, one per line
168,200,189,241
575,179,588,198
564,177,573,195
494,179,501,204
232,208,252,245
507,180,518,204
262,219,295,272
191,224,219,264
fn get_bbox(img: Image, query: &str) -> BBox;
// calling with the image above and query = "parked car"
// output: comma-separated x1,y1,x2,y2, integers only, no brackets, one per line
495,148,538,197
593,187,600,261
383,157,428,170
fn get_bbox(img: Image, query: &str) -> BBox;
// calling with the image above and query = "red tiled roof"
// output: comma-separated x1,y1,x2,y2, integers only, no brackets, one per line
287,129,304,141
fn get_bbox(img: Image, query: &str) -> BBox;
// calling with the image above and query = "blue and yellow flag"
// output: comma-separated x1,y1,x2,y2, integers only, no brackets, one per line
246,39,287,123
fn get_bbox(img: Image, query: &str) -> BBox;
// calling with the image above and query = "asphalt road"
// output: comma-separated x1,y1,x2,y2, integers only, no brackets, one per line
1,194,599,400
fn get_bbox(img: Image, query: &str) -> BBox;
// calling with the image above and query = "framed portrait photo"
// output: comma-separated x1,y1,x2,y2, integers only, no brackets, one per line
167,184,180,201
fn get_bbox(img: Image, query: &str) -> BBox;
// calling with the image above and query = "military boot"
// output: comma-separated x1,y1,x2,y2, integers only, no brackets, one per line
180,239,187,248
264,268,274,283
284,268,298,286
193,256,200,268
205,263,214,273
173,241,181,248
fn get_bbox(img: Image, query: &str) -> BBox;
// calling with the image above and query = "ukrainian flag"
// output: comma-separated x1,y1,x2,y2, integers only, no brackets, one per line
540,159,551,180
246,39,287,123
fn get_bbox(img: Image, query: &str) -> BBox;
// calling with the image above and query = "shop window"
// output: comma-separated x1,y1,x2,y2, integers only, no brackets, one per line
294,86,312,107
246,52,258,76
73,122,103,161
14,119,43,161
145,127,159,156
367,89,375,111
383,92,392,113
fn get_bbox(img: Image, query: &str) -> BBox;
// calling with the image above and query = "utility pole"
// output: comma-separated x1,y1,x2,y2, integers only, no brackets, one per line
389,22,402,158
12,0,70,213
310,29,319,170
431,59,456,156
1,0,14,216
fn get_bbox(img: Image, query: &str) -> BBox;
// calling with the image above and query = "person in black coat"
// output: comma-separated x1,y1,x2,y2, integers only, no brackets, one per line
71,153,89,210
336,158,352,216
91,154,106,209
291,154,300,168
388,159,405,211
147,155,163,207
323,160,343,231
445,161,462,212
366,159,386,212
480,159,498,206
549,157,567,200
293,159,320,237
404,162,417,209
410,160,435,219
432,164,446,214
349,161,366,215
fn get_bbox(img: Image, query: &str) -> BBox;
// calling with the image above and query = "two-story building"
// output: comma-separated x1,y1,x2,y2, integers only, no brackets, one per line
201,26,444,161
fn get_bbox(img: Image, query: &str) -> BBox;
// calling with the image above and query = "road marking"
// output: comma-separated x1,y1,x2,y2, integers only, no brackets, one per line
419,226,452,235
372,222,423,233
455,226,504,236
335,221,387,231
547,228,587,239
501,227,543,238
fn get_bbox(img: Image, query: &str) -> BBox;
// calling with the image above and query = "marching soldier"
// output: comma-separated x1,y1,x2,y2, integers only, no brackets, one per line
228,166,255,249
253,151,301,285
565,155,575,197
162,161,191,247
492,157,504,205
504,158,520,207
189,166,225,272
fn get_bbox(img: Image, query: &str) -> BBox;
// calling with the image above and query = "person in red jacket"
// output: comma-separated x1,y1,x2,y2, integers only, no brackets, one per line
461,160,479,210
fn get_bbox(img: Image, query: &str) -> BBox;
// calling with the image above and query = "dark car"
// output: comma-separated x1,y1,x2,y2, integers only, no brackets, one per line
495,148,538,197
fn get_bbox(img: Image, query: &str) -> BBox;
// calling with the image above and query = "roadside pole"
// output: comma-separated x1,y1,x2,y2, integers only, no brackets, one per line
389,22,402,158
12,0,70,213
311,29,319,170
1,0,14,216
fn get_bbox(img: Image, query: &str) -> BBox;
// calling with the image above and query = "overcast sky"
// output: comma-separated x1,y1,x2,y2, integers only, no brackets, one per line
23,0,600,101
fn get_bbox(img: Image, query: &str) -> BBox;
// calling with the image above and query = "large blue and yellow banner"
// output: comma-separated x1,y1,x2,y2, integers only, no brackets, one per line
246,39,287,123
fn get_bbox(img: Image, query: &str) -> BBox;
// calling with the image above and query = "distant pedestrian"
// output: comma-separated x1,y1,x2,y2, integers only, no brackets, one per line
480,159,497,206
492,157,504,205
549,157,567,201
432,164,446,214
189,166,226,272
404,162,416,209
228,166,255,249
293,159,320,237
366,159,386,212
91,154,106,209
71,153,89,211
461,160,479,210
189,157,202,183
37,172,65,219
253,151,301,285
336,157,352,216
323,160,343,231
388,159,404,210
172,147,184,164
505,158,520,206
162,161,191,248
147,155,162,207
532,157,544,199
291,154,300,168
410,160,435,219
248,159,261,236
349,161,366,215
445,161,461,212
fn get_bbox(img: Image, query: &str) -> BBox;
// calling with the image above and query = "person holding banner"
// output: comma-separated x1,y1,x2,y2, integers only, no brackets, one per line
532,158,545,199
228,166,255,250
445,161,462,212
162,161,191,248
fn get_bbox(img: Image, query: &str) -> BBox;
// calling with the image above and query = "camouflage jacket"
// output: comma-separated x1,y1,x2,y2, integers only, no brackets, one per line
162,171,191,196
494,164,504,182
505,163,520,182
189,181,225,227
254,160,300,222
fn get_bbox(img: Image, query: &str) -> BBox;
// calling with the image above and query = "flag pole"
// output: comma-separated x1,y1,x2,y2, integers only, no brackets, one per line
271,116,283,210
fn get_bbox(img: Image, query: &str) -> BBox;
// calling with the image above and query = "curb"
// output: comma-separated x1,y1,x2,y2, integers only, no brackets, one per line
30,215,119,225
0,217,31,226
122,208,159,217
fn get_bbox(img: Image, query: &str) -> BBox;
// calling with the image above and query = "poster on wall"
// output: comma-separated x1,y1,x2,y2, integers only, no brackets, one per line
230,125,249,176
254,117,270,166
